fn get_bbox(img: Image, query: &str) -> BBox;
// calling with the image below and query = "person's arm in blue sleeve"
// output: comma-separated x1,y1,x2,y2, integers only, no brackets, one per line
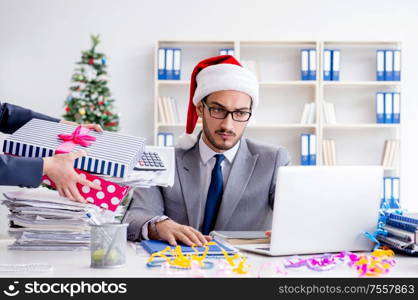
0,101,102,201
0,102,60,134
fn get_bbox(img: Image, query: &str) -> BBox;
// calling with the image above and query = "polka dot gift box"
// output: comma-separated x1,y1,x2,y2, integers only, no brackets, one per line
42,169,130,212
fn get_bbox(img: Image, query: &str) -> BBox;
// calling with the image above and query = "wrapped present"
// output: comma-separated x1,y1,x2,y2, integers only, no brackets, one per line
2,119,146,178
42,169,130,212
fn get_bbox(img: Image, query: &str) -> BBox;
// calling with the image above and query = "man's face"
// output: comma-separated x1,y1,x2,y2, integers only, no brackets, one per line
196,90,252,152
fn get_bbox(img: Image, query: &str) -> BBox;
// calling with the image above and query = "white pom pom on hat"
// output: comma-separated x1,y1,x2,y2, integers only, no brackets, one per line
176,55,259,150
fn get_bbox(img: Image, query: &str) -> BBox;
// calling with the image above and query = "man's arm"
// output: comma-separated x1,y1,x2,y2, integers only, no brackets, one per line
269,147,291,208
125,186,166,242
0,102,60,134
126,186,209,246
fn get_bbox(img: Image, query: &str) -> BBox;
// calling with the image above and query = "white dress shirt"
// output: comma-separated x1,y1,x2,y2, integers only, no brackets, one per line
141,135,240,239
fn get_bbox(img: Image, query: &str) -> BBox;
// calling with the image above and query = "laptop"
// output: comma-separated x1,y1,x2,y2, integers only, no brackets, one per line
237,166,383,256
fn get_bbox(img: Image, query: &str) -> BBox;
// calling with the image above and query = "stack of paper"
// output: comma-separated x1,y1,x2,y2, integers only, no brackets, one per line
101,146,175,188
1,188,111,251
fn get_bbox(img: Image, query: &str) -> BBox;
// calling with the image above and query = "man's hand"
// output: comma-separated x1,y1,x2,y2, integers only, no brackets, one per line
59,120,103,133
149,219,211,247
43,150,101,203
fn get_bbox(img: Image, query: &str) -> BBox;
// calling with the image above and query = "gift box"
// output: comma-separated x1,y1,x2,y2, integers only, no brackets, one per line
42,169,130,212
2,119,146,178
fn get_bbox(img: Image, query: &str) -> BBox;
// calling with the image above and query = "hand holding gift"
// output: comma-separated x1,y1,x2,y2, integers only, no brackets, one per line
43,150,101,203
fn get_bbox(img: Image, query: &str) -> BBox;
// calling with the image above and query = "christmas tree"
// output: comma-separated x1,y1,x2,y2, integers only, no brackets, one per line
63,35,120,131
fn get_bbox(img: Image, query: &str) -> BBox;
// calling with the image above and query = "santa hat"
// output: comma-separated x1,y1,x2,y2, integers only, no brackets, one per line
177,55,259,150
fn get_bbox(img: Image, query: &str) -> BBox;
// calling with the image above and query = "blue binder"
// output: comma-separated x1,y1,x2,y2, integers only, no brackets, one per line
227,48,234,56
165,133,174,147
219,48,228,55
392,92,400,124
376,50,385,81
300,134,310,165
384,50,394,81
376,92,385,123
300,49,309,80
165,48,174,80
383,176,392,208
384,92,393,123
158,48,166,80
308,49,317,80
173,48,181,80
309,134,316,165
323,49,332,81
331,50,340,81
393,50,401,81
157,133,166,147
391,177,400,209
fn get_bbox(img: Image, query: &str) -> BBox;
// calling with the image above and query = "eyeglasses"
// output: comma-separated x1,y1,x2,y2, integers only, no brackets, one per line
202,101,252,122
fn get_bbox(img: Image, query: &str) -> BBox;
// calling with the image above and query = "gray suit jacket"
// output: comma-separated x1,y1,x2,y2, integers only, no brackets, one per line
126,136,290,241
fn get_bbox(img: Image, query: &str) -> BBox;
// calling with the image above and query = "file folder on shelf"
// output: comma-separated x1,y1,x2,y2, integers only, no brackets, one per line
323,49,332,81
385,50,394,81
384,92,393,123
308,49,317,80
165,48,174,80
301,134,310,165
331,50,340,81
300,49,309,80
392,92,400,124
158,48,166,80
376,92,385,124
173,48,181,80
393,50,401,81
309,134,316,165
376,50,385,81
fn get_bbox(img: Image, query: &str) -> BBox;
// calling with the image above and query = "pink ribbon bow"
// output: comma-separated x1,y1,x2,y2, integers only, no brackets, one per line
56,125,96,154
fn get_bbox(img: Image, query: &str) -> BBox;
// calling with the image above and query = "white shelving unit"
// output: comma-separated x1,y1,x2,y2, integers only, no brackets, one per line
154,40,401,175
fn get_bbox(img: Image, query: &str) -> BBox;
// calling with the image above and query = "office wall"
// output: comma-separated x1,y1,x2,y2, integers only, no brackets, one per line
0,0,417,236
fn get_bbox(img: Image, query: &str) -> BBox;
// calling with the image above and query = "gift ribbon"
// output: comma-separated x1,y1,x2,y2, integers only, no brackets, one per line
56,125,96,154
283,249,395,276
146,241,251,275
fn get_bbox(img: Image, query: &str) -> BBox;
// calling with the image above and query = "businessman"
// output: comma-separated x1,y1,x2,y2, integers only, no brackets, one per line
0,101,102,202
127,55,290,246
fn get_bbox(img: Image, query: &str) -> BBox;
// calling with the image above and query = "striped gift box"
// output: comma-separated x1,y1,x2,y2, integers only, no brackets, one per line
2,119,146,178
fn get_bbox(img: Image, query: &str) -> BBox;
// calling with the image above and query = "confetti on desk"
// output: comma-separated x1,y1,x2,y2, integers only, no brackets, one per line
283,249,395,277
146,241,250,276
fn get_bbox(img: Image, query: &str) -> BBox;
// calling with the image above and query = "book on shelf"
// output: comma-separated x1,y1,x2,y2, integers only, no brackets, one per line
241,60,259,80
322,139,336,166
381,139,400,169
321,101,337,124
158,96,180,124
300,102,316,124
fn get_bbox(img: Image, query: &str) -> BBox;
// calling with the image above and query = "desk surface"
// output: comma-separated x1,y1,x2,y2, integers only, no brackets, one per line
0,240,417,278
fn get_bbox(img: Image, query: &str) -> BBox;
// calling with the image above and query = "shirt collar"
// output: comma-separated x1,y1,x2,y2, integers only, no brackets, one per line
199,134,240,165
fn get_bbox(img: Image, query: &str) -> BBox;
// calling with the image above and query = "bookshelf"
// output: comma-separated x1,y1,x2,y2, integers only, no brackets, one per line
154,40,401,177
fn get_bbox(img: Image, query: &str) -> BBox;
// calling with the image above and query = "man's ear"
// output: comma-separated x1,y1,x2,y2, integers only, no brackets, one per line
196,102,204,118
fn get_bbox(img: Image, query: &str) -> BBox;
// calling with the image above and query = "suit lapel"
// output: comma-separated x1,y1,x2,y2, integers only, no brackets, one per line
215,139,258,229
177,141,203,229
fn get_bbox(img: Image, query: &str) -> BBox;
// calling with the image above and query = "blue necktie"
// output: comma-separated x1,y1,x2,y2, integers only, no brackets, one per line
202,154,225,235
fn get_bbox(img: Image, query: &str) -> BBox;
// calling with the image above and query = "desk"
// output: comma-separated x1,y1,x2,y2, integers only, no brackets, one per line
0,240,417,278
